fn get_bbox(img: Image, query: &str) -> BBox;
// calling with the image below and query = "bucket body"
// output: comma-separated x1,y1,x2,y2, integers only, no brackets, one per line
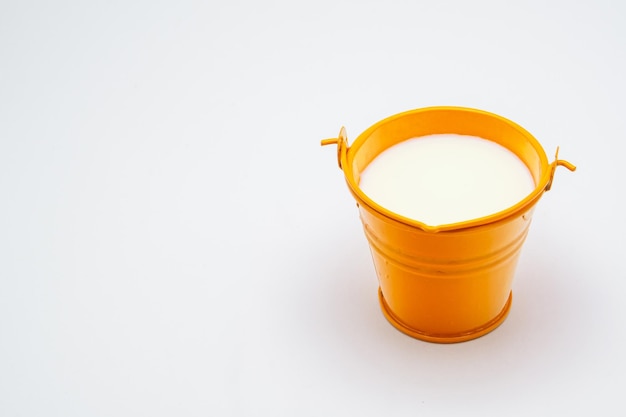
322,107,575,343
362,201,530,342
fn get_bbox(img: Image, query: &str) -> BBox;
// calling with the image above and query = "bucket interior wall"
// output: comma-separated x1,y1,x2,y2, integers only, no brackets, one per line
349,108,545,186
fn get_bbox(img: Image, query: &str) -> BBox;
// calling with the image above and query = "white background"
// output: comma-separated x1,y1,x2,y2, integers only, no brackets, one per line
1,1,624,415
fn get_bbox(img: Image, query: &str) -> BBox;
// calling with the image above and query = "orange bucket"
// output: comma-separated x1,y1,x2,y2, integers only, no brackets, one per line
322,107,575,343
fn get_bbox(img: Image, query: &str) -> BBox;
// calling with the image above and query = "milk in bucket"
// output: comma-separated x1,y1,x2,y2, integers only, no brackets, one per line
358,134,536,226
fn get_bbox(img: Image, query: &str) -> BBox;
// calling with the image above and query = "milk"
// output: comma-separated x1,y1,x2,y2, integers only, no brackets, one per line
358,134,536,226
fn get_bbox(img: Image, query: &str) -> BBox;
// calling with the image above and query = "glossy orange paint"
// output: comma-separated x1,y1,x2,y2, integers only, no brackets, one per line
322,107,575,343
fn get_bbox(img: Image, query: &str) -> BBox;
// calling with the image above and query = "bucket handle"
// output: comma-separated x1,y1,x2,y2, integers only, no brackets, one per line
320,127,348,169
321,130,577,191
546,147,576,191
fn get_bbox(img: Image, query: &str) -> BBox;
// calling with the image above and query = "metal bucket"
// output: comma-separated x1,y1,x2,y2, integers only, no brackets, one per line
322,106,575,343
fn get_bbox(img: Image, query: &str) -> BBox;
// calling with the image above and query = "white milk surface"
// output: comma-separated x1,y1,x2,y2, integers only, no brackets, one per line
358,134,536,226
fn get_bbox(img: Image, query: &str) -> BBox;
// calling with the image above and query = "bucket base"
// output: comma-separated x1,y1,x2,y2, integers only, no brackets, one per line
378,288,513,343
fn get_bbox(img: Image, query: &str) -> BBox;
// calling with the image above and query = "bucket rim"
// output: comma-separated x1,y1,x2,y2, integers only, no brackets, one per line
341,106,552,233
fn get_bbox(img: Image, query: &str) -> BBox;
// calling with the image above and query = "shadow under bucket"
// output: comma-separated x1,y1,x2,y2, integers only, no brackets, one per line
322,107,575,343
